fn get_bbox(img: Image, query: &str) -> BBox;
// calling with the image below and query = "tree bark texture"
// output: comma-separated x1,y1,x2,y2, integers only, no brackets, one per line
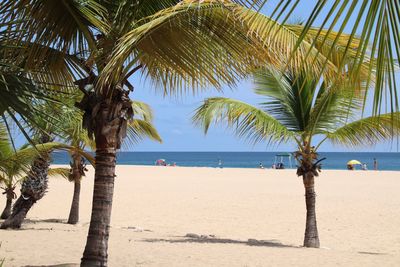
1,196,13,219
68,179,81,224
1,136,51,229
68,153,85,224
302,171,320,248
80,89,132,267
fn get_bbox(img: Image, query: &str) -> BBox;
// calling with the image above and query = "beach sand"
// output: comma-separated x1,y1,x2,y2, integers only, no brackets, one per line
1,166,399,267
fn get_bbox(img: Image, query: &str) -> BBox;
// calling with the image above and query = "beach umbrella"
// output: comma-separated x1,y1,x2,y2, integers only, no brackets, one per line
347,160,362,165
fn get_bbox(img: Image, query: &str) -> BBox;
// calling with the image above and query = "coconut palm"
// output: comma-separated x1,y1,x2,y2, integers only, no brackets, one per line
0,149,70,220
0,1,372,265
63,100,161,224
0,99,95,229
193,67,400,248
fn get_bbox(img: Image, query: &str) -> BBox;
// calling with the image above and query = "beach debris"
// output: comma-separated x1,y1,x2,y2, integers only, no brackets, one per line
185,233,216,239
122,226,152,232
185,233,200,238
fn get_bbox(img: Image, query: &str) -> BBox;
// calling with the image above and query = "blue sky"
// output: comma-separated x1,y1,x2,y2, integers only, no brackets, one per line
127,1,400,152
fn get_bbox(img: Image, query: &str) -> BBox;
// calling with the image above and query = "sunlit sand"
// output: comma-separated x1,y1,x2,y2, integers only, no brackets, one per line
1,165,399,266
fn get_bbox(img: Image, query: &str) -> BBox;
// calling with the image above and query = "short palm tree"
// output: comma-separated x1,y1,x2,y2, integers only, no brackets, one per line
0,100,94,229
193,67,400,248
0,122,70,219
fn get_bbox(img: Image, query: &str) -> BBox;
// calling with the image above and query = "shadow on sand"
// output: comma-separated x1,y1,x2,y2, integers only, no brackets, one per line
142,236,298,248
23,218,67,224
23,264,79,267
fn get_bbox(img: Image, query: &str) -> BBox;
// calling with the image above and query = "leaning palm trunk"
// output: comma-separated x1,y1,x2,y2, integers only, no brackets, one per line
67,153,86,224
1,188,16,219
0,136,51,229
80,88,132,266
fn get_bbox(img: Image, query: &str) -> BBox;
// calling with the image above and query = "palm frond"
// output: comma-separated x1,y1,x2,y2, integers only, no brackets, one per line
125,119,162,147
273,0,400,113
48,167,70,179
0,0,109,59
254,68,318,132
193,97,293,145
131,101,154,122
324,112,400,147
99,0,344,95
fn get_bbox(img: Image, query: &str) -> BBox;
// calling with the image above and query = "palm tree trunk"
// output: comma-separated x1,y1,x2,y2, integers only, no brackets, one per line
80,91,132,267
81,147,116,267
302,171,320,248
0,195,13,219
68,153,84,224
0,136,51,229
68,178,81,224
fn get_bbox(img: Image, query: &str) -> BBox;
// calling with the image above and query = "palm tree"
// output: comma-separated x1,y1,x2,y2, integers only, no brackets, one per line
0,99,94,229
193,67,400,248
0,122,71,220
1,1,371,265
63,100,161,224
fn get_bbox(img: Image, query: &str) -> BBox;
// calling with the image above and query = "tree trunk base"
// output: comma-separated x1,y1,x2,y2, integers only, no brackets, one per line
67,179,81,225
0,196,35,229
0,198,12,219
303,236,320,248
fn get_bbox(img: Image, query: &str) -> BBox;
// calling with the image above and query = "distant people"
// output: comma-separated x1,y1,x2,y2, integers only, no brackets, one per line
373,158,378,170
259,163,264,169
347,164,354,170
172,162,177,167
271,163,276,169
276,162,284,169
218,159,223,169
362,163,368,170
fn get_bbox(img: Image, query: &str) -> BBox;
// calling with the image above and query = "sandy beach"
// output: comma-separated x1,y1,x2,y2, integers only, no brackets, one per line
1,165,399,267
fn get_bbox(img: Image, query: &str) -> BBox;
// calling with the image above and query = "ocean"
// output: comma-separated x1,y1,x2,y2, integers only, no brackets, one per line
52,151,400,171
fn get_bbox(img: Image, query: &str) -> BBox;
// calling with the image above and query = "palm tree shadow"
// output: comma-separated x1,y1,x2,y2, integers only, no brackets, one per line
1,218,76,231
24,218,67,224
23,264,79,267
142,236,298,248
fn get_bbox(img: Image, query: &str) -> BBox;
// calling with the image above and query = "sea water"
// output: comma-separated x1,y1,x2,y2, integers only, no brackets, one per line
52,151,400,171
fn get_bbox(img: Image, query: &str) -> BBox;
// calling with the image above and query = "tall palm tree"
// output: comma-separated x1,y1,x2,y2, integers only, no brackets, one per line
193,67,400,248
63,100,161,224
1,1,370,265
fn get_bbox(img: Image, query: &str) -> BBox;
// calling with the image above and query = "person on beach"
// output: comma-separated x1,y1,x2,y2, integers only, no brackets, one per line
362,163,367,170
259,163,264,169
374,158,378,170
218,159,223,168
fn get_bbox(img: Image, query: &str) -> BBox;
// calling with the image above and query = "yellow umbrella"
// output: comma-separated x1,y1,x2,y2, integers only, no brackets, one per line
347,160,362,165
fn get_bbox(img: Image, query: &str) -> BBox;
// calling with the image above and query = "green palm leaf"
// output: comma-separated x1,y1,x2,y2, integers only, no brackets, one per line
264,0,400,113
47,167,70,179
193,97,293,144
325,113,400,147
99,0,351,95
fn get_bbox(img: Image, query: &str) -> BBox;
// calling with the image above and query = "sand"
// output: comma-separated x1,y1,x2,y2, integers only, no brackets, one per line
1,165,399,267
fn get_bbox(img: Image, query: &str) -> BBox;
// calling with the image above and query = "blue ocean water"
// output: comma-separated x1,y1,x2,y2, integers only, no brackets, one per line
52,151,400,171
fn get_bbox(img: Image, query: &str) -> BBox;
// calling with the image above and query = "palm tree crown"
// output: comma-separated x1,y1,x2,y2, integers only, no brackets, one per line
194,67,400,150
